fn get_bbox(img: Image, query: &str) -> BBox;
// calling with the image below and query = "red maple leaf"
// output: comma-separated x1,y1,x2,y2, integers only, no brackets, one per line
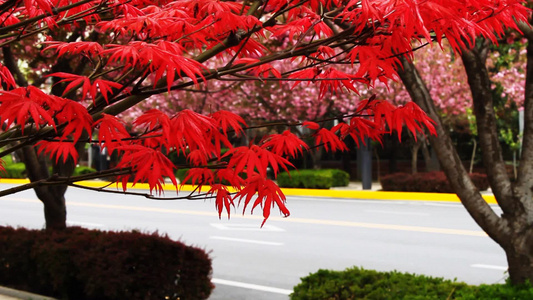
288,68,320,89
49,72,122,103
206,184,234,219
0,65,16,89
55,100,93,143
187,149,209,167
216,168,246,188
261,130,309,158
181,168,215,189
236,175,289,227
314,128,348,152
42,41,104,58
391,102,437,141
116,145,177,194
302,121,320,130
224,145,293,179
210,110,246,136
0,87,56,133
170,109,216,154
133,109,172,147
36,141,79,164
93,114,130,151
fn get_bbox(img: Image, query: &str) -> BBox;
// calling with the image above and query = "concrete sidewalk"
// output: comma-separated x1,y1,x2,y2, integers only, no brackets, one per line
0,287,56,300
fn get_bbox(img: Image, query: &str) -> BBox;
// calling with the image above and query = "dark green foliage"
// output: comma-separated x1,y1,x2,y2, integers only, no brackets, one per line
457,281,533,299
277,169,350,189
1,163,97,179
0,226,213,300
72,166,97,176
2,162,26,178
291,267,533,300
176,168,191,184
380,171,489,193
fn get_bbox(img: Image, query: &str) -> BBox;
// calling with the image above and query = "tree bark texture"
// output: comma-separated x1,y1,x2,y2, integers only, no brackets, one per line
18,146,71,230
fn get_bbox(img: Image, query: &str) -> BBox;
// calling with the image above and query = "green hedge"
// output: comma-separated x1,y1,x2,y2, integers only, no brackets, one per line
0,226,213,300
277,169,350,189
291,267,533,299
1,163,97,179
2,162,26,178
72,166,97,176
380,171,489,193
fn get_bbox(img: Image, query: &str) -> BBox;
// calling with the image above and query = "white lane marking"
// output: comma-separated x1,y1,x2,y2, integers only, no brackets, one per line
212,278,292,295
471,264,507,271
210,236,283,246
0,197,486,236
67,221,104,228
365,209,430,216
210,223,284,231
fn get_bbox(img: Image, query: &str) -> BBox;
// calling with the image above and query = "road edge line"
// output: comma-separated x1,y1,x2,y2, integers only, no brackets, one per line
0,179,496,204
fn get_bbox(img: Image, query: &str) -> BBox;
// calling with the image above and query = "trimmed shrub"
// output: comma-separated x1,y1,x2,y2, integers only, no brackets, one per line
457,281,533,299
277,169,350,189
2,162,26,178
380,171,489,193
291,267,533,299
0,226,213,300
1,164,98,179
72,166,97,176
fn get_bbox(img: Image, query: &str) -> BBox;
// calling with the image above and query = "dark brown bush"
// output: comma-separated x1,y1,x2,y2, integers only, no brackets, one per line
380,171,489,193
0,226,213,300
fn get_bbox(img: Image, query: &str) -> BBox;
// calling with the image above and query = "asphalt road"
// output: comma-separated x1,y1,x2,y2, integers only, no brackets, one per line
0,184,508,300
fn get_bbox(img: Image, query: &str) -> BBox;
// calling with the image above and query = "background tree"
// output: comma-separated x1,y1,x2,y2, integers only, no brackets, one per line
397,18,533,283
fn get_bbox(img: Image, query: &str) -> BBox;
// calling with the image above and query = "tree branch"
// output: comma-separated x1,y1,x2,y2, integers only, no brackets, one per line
461,44,517,217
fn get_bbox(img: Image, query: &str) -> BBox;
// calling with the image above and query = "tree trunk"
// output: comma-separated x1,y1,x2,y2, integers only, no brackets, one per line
397,34,533,284
42,193,67,230
411,139,421,174
420,136,434,172
18,146,73,230
506,244,533,284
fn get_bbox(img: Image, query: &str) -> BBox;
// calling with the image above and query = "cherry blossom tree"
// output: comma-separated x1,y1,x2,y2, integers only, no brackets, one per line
0,1,528,275
367,41,527,174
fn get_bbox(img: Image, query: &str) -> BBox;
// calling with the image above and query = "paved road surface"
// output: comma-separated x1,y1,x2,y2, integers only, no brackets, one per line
0,184,508,299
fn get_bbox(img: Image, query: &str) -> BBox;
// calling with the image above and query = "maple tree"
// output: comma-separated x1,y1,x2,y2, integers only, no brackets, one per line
0,0,528,274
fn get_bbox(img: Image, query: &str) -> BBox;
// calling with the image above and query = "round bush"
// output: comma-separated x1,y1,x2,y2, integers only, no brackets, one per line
291,267,470,299
291,267,533,299
0,226,213,300
380,171,489,193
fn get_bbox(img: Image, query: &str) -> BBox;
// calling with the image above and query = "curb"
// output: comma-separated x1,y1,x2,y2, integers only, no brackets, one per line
0,286,56,300
0,178,497,204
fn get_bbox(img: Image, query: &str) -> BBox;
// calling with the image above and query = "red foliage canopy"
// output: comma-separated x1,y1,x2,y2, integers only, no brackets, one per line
0,0,528,225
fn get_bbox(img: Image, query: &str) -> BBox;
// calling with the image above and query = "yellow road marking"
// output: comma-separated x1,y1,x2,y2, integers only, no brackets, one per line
0,178,497,204
0,197,487,237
